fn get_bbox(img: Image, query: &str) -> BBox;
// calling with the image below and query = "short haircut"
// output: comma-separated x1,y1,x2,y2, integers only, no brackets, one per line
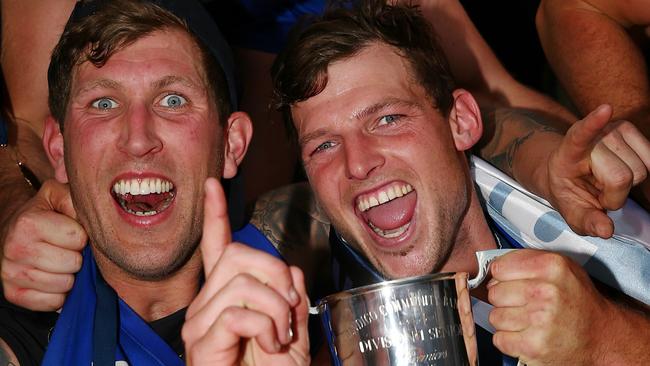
48,0,231,129
272,0,456,138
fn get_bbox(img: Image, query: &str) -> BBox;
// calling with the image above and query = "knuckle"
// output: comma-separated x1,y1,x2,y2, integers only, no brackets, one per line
221,306,248,328
232,272,257,287
529,308,554,328
606,167,633,189
538,252,568,280
528,282,560,303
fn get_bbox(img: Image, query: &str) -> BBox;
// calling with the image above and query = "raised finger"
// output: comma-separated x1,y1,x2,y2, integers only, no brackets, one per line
185,273,293,346
560,104,612,163
200,177,232,277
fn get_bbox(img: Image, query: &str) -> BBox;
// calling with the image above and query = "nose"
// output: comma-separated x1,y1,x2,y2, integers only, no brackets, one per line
117,103,163,157
344,135,385,180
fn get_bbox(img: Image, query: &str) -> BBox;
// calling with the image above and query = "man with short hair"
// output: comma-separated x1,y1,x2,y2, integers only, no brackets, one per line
0,1,310,365
271,1,650,364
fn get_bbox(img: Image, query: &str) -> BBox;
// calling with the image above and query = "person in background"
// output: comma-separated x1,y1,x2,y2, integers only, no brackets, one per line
271,1,650,363
2,0,649,313
536,0,650,209
0,1,310,364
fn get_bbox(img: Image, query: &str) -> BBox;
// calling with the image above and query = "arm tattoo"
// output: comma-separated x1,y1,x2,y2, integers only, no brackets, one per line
250,182,330,254
477,108,559,177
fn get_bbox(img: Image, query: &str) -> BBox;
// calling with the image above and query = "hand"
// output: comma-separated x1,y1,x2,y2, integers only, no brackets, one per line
545,104,650,238
487,249,613,365
182,178,310,366
1,179,86,311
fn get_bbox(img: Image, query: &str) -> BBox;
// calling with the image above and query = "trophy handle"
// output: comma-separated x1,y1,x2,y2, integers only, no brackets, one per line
467,249,517,289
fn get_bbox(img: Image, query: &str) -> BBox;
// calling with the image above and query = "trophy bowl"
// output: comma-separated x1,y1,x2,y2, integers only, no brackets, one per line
315,272,478,366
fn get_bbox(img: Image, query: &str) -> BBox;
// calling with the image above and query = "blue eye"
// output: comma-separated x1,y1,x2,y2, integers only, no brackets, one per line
160,94,187,108
313,141,337,155
92,98,118,110
378,114,400,126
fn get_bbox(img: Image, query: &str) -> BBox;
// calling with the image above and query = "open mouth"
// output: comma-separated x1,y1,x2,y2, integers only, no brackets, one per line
356,182,416,240
111,177,175,216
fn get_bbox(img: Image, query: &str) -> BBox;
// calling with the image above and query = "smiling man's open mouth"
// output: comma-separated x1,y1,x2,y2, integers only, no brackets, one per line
112,177,175,216
356,182,416,240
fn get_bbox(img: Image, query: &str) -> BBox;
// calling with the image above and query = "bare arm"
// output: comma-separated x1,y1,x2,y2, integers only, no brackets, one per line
537,0,650,137
0,119,52,258
1,0,77,136
412,0,576,123
0,338,19,366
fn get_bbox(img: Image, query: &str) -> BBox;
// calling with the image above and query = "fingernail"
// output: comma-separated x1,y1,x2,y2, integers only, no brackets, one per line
289,287,299,305
486,278,498,289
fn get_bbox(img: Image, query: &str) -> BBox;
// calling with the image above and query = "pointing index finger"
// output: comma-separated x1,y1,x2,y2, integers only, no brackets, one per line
200,177,232,277
561,104,613,163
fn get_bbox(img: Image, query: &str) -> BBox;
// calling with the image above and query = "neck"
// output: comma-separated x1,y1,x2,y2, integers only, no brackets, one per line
92,248,203,322
440,187,497,278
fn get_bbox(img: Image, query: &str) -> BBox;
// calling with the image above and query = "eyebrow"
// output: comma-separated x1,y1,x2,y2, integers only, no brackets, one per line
298,98,422,147
152,75,198,90
76,78,122,95
75,75,199,97
299,128,329,148
351,98,422,121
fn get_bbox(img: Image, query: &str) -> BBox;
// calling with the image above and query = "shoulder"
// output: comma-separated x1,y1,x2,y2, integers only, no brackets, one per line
250,182,332,294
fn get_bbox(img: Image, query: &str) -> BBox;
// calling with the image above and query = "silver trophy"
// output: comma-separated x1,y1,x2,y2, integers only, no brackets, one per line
311,249,514,365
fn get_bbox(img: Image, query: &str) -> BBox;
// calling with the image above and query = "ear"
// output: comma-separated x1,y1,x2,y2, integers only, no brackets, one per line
448,89,483,151
42,116,69,183
222,111,253,179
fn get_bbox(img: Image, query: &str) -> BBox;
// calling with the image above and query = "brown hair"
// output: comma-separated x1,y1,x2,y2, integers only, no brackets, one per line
48,0,230,129
272,0,456,138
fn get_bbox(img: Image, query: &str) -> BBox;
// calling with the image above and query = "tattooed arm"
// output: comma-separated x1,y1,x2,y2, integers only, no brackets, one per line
476,105,650,237
476,107,564,199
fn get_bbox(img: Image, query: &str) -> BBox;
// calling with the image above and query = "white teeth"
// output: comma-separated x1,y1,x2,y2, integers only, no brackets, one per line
357,183,414,212
112,177,174,196
378,191,389,204
368,221,410,238
387,187,396,200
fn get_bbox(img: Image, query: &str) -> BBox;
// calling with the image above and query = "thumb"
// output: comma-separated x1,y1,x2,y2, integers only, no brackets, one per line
200,177,232,277
39,180,78,219
560,104,612,164
571,206,614,239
